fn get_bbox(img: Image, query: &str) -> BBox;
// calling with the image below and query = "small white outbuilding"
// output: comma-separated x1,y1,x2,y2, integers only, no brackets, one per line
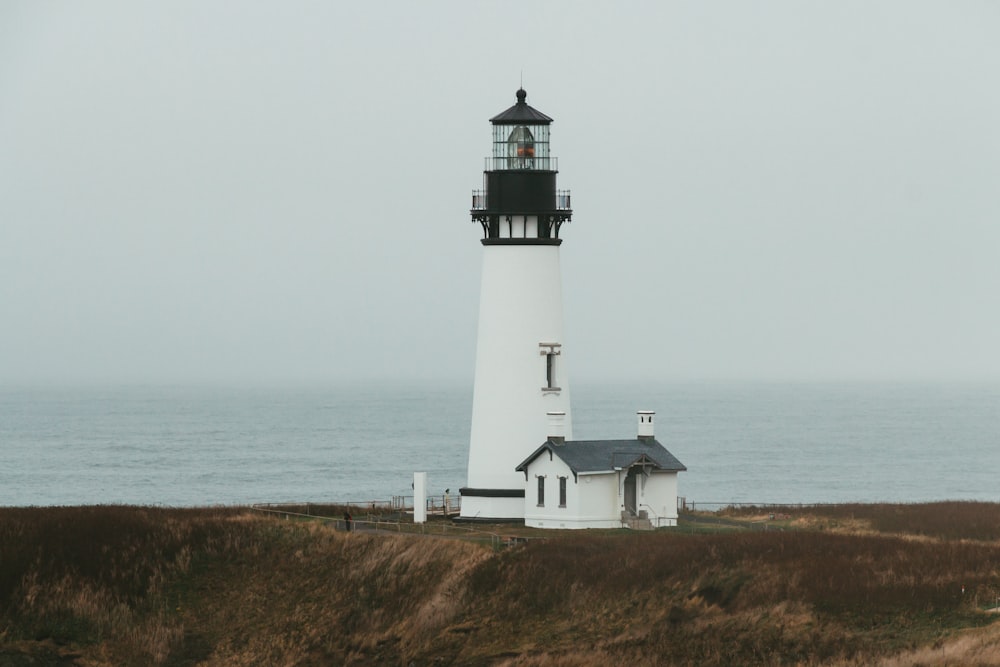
515,411,686,529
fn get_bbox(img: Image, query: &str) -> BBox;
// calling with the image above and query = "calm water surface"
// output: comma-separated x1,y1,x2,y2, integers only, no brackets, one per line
1,382,997,506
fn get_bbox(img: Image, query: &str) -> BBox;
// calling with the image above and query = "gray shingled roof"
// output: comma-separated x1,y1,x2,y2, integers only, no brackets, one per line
490,89,554,125
515,439,686,475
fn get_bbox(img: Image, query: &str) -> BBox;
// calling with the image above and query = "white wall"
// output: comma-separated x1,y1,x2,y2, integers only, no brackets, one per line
522,456,681,529
522,450,571,527
463,242,572,520
523,454,620,529
638,471,680,527
576,473,619,525
460,494,524,522
506,215,539,238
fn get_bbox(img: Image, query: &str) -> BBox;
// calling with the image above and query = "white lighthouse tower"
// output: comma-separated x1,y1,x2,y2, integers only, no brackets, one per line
459,89,574,521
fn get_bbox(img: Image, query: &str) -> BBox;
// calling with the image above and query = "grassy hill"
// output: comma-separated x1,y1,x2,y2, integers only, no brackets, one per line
3,503,1000,665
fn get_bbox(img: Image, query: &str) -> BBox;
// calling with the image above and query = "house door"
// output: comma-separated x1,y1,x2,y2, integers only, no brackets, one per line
624,469,637,516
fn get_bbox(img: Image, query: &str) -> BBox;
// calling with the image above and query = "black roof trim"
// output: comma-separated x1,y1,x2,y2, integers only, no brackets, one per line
459,487,526,498
481,238,563,246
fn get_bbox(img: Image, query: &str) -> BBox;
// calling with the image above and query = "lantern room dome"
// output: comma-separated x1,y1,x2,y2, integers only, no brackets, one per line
489,88,554,125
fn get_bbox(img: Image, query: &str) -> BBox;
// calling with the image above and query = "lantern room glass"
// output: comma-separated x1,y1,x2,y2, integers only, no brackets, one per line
492,123,550,170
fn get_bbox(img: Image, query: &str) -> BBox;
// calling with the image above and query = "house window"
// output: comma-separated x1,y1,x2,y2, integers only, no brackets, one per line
537,476,545,507
559,477,567,508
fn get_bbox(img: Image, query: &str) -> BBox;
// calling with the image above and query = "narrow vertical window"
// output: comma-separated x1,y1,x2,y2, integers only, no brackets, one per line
539,343,562,391
537,476,545,507
559,477,567,508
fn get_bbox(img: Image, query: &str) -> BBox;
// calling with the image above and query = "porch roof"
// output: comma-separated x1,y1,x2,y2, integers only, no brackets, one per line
515,439,686,475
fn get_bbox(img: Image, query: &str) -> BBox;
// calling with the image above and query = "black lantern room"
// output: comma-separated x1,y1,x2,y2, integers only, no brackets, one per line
471,89,572,244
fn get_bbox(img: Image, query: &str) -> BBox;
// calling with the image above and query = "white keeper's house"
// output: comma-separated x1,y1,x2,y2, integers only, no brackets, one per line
515,411,686,529
457,89,686,528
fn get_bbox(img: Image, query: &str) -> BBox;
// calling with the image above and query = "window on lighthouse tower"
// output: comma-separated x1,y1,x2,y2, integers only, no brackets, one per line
508,125,534,169
540,342,562,392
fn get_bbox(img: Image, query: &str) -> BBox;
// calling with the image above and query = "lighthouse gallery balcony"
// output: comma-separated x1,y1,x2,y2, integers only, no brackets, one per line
483,156,559,172
471,189,571,213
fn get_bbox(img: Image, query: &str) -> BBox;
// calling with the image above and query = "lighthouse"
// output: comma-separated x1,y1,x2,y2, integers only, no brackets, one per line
459,89,574,521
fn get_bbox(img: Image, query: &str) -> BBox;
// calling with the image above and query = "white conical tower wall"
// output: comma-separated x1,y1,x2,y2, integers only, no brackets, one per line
462,234,572,520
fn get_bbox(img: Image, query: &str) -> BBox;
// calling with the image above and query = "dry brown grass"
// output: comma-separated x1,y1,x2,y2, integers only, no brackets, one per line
3,504,1000,665
825,621,1000,666
457,530,1000,665
721,501,1000,541
0,506,243,663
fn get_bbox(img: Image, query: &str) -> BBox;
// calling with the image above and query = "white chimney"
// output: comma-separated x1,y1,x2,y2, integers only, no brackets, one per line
637,410,655,442
547,411,566,444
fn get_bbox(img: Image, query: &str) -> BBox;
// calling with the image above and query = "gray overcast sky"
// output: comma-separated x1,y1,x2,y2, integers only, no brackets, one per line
2,1,998,385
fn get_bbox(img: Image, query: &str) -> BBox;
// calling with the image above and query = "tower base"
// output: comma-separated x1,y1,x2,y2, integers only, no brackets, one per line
458,489,525,522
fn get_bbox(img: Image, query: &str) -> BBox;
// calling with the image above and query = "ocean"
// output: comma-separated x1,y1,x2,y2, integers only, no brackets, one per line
1,382,998,507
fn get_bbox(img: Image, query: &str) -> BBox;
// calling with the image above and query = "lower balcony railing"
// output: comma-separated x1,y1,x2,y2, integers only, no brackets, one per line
471,189,571,212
